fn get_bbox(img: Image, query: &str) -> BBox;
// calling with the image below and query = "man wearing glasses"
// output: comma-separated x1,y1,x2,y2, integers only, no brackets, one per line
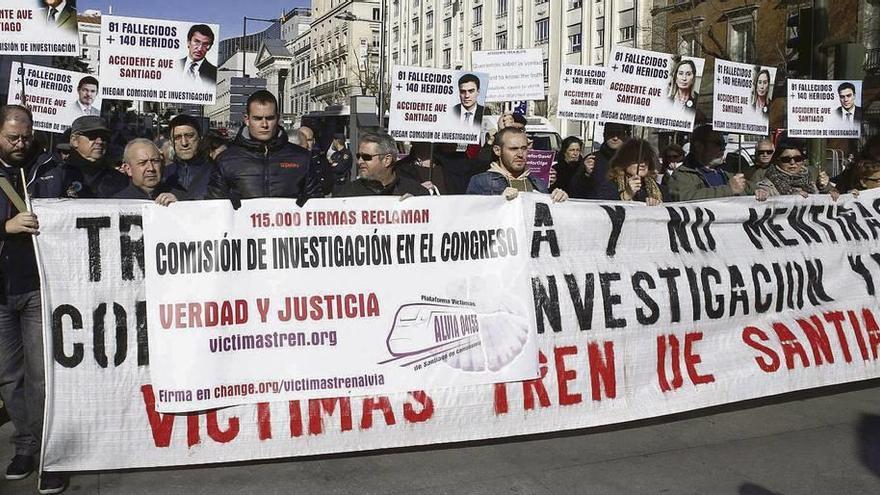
333,132,428,197
0,104,77,494
179,24,217,85
113,138,185,205
63,116,128,198
747,138,775,182
668,125,751,201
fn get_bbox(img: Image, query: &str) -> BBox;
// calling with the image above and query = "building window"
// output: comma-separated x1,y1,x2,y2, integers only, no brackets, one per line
443,48,451,68
620,25,634,42
413,18,420,34
444,17,452,37
473,39,482,52
426,12,433,29
596,28,604,47
413,0,420,7
496,31,507,49
568,32,581,53
536,0,548,4
393,0,399,16
426,45,433,59
728,15,755,62
569,0,582,9
543,59,549,83
392,27,399,43
373,8,380,20
536,18,549,44
473,6,483,26
497,0,508,17
677,28,701,56
412,45,419,64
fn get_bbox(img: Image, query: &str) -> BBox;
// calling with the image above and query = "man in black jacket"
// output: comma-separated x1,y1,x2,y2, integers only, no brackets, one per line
163,115,214,199
567,122,631,199
64,116,128,198
113,138,186,204
206,90,321,202
334,132,428,197
0,105,72,494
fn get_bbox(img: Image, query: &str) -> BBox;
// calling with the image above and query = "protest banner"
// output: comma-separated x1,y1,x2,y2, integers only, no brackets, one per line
526,150,555,186
142,198,538,412
99,15,219,105
599,47,705,132
37,192,880,471
787,80,862,139
6,63,102,132
471,49,544,102
0,0,79,55
388,65,489,145
712,59,776,136
556,64,605,122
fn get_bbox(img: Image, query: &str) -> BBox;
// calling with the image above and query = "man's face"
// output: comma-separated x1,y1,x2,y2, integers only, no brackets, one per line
755,142,775,168
839,88,855,111
71,129,108,162
0,115,34,165
44,0,62,7
494,133,529,177
124,143,163,190
694,133,726,167
459,81,479,110
244,101,279,142
78,84,97,106
172,124,200,160
187,31,213,62
356,141,392,182
605,130,629,150
299,127,316,149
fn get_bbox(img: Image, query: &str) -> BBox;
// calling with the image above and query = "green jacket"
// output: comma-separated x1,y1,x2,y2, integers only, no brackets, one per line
667,156,754,201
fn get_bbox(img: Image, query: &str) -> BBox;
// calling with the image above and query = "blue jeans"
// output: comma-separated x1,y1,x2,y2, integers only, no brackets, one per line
0,290,44,457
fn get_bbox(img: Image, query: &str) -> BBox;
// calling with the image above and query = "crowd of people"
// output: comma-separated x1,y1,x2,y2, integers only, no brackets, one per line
1,87,879,494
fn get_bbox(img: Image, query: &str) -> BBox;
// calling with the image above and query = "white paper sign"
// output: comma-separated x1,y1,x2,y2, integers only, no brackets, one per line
0,0,79,55
99,15,218,105
143,197,538,412
471,49,545,102
557,64,605,122
712,60,776,136
787,79,862,139
6,63,103,132
599,47,705,132
389,66,490,145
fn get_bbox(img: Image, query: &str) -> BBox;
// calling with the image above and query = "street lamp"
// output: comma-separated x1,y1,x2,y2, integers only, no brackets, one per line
334,9,386,129
242,16,279,78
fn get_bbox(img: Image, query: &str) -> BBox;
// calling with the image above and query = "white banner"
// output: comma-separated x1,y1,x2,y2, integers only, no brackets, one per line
556,64,605,122
471,49,544,102
388,66,489,145
0,0,79,55
7,63,103,132
99,15,218,105
36,193,880,471
599,47,705,132
711,59,776,136
143,198,538,412
787,79,862,139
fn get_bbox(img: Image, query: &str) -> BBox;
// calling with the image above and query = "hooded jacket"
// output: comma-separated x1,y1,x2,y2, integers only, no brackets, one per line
466,162,549,195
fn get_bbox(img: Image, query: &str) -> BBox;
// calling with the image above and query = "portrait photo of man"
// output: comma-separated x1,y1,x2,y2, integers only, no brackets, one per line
38,0,78,33
179,24,217,85
73,76,100,117
453,73,488,128
835,82,862,126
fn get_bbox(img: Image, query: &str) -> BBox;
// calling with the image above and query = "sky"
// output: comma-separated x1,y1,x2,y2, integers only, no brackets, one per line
78,0,308,41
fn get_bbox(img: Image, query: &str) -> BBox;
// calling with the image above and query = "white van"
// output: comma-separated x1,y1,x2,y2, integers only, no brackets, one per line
481,115,563,152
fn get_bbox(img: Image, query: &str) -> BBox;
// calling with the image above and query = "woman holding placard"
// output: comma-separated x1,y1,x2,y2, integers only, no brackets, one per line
755,143,836,200
668,59,698,110
597,138,667,205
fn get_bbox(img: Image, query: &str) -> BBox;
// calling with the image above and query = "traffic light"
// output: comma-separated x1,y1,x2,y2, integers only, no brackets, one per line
786,7,813,77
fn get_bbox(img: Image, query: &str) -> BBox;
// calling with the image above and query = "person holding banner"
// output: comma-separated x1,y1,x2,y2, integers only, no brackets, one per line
552,136,584,193
668,59,698,111
567,123,630,199
163,115,214,200
333,132,428,197
0,104,70,494
751,69,772,114
206,90,321,202
113,138,186,204
73,76,100,117
848,160,880,192
63,116,129,198
754,143,836,200
667,125,751,201
597,138,667,205
466,127,567,202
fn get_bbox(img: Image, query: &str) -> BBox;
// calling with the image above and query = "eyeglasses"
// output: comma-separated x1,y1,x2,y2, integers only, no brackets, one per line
756,149,774,155
863,176,880,183
2,133,33,145
778,155,805,164
356,152,389,161
190,41,213,49
76,130,109,141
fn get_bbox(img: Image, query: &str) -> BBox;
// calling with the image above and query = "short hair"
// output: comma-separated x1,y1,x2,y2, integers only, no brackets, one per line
78,76,99,90
494,127,526,148
754,138,774,150
123,138,160,164
662,143,684,157
608,138,659,181
690,124,724,146
246,90,278,116
359,132,398,161
838,82,856,95
458,73,480,90
560,136,583,156
169,114,202,136
854,159,880,186
187,24,215,43
0,104,32,126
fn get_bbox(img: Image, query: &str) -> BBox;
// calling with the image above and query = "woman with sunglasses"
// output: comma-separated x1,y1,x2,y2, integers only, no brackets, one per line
755,143,835,200
845,159,880,192
597,138,667,205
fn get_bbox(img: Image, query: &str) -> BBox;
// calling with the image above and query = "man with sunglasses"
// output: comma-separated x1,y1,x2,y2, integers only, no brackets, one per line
64,116,128,198
668,125,751,201
333,132,427,197
0,104,76,494
747,138,775,182
568,122,631,199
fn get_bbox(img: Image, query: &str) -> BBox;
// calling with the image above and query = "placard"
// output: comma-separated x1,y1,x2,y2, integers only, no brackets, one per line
471,49,544,102
0,0,79,55
712,59,776,136
787,80,862,138
557,64,605,122
7,62,103,132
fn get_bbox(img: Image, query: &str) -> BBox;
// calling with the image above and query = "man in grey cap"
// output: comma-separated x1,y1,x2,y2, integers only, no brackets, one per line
64,115,128,198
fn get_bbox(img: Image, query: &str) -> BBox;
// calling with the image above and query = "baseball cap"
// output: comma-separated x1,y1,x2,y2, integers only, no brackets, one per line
70,115,109,135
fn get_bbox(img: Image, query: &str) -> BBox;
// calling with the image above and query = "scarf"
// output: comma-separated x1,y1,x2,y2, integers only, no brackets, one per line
764,164,817,195
613,173,663,202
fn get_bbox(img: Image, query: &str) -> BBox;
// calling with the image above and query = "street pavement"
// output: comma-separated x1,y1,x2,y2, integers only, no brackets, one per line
2,379,879,494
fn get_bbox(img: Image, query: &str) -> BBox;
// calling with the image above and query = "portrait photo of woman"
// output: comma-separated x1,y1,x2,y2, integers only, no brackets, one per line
750,68,773,115
668,58,699,111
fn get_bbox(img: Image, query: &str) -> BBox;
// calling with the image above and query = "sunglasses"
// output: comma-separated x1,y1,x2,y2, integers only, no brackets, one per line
778,155,805,164
756,149,774,155
76,130,109,141
356,152,389,161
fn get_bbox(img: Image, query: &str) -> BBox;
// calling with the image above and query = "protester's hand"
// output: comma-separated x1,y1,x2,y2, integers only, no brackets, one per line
549,167,557,186
5,212,39,235
818,170,830,189
849,189,860,198
646,197,662,206
399,193,414,201
502,187,519,201
730,173,747,194
755,189,769,201
155,193,178,207
829,189,841,202
797,189,809,198
550,188,568,203
584,155,596,177
487,130,497,145
627,175,642,194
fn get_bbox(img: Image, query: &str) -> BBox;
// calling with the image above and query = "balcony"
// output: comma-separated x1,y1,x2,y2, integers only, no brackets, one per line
866,48,880,75
312,77,348,98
